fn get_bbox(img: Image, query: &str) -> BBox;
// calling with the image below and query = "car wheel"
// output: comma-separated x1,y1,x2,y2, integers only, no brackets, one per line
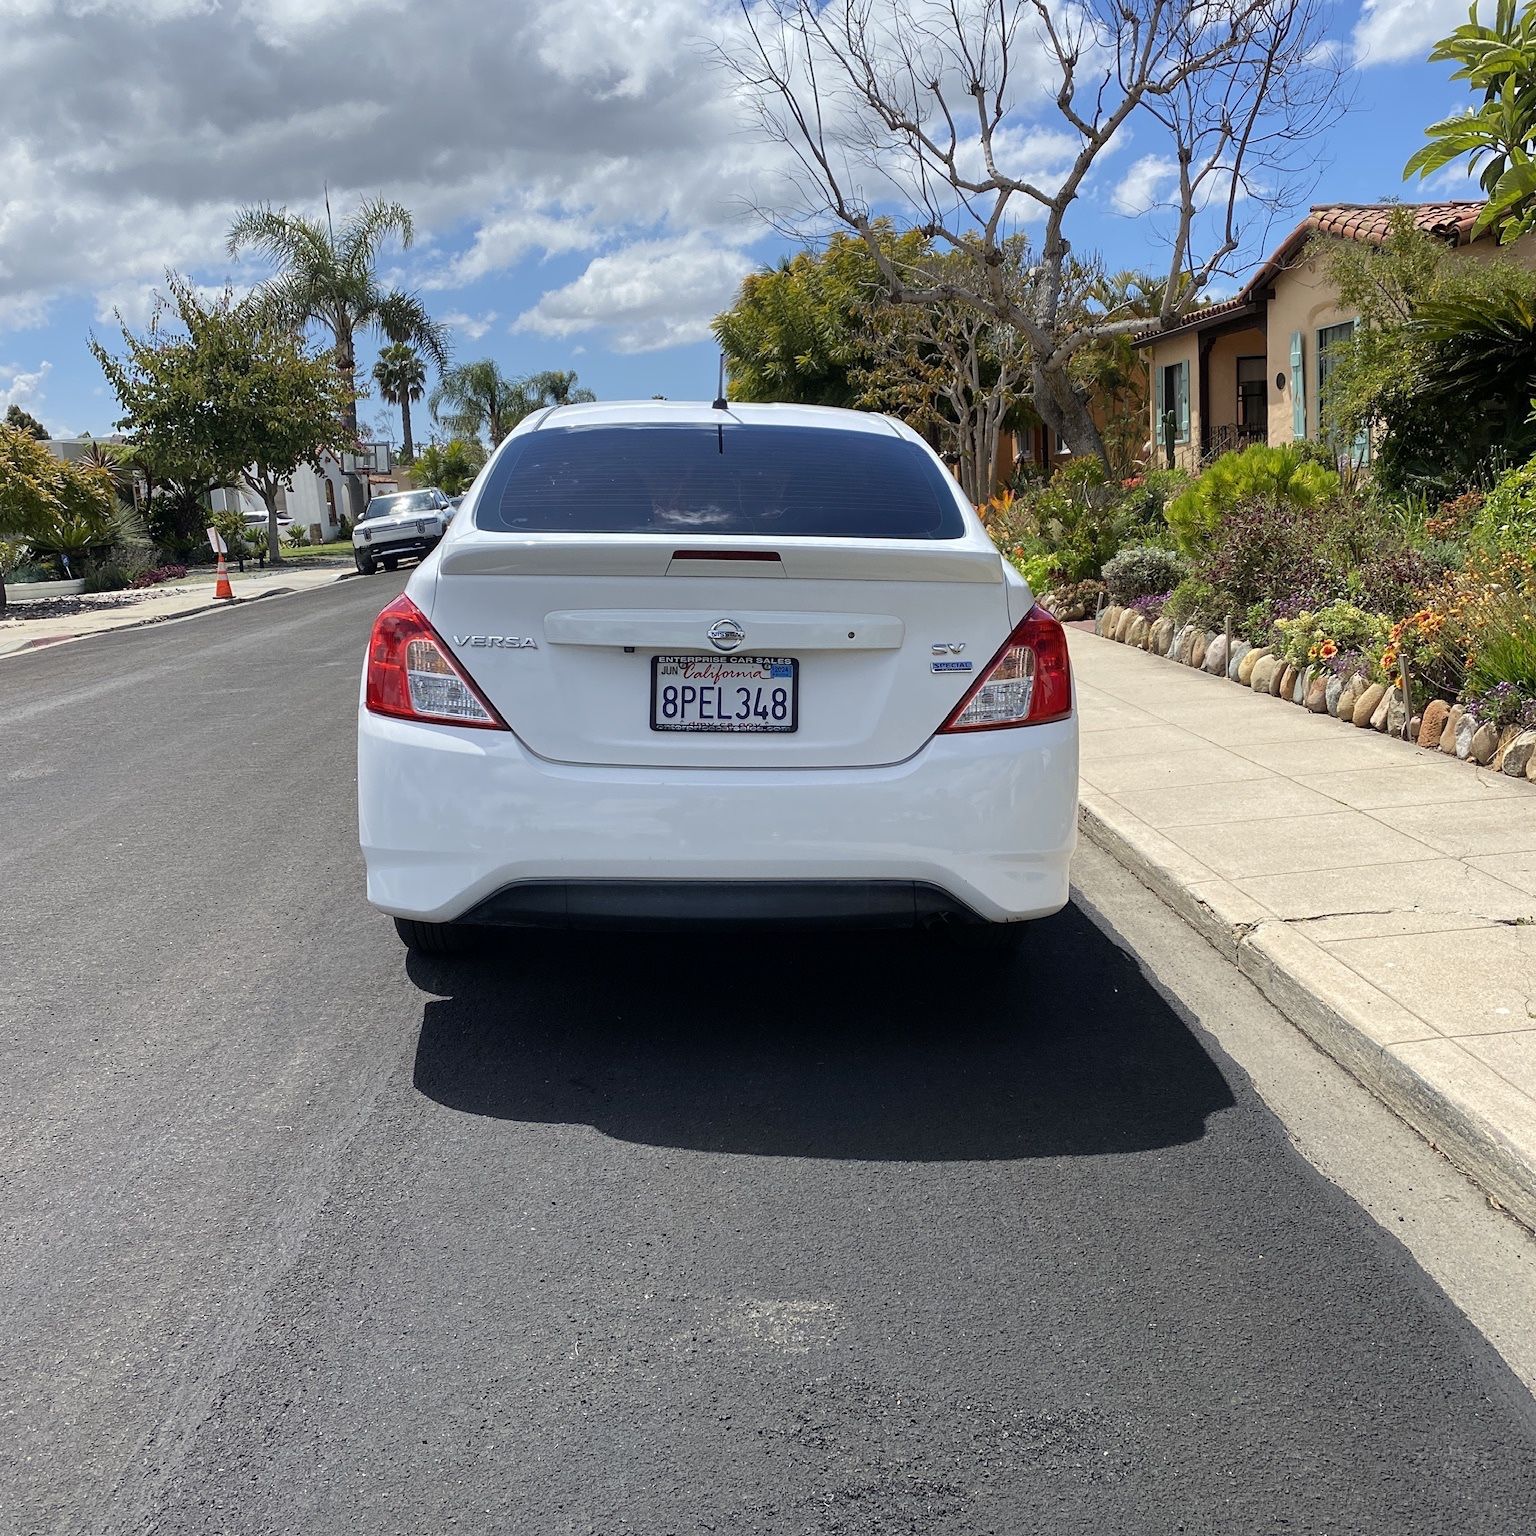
382,555,400,571
355,551,376,575
393,916,473,955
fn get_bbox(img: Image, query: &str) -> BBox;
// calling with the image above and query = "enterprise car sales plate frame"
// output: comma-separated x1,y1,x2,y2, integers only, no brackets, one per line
651,654,799,733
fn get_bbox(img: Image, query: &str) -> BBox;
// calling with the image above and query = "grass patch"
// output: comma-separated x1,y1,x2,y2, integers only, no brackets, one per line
281,540,353,559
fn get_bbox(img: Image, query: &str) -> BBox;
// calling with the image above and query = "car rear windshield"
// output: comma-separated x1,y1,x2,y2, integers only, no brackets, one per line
473,423,966,539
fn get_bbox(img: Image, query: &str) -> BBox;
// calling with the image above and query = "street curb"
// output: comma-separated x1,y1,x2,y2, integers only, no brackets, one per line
0,568,356,662
1078,788,1536,1234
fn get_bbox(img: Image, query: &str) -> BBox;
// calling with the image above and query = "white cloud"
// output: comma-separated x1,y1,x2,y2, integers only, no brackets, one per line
1112,154,1177,216
441,310,499,342
1352,0,1467,67
92,279,252,329
0,0,774,337
1,359,52,413
515,236,756,353
1422,157,1481,197
427,209,599,290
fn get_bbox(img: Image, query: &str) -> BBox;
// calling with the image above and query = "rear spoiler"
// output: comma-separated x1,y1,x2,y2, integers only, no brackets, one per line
438,536,1003,584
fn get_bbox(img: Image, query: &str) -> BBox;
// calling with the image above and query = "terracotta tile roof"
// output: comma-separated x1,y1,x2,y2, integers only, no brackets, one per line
1130,295,1263,348
1308,201,1484,245
1134,201,1487,348
1237,201,1486,305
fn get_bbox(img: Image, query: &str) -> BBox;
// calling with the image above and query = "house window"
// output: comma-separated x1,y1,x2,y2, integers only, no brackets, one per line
1155,360,1190,447
324,479,337,523
1316,321,1355,405
1317,320,1367,466
1237,356,1267,431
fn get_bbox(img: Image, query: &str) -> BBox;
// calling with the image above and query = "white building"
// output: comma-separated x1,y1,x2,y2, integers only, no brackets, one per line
285,444,397,540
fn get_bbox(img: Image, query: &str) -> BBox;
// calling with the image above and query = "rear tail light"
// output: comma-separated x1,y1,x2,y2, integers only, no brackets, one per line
365,594,508,730
938,604,1072,732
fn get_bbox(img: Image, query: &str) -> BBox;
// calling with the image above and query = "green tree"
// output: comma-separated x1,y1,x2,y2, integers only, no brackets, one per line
373,343,426,462
0,422,117,610
5,403,48,441
227,197,449,442
411,437,487,497
1406,0,1536,244
91,279,354,564
712,229,920,406
527,369,596,407
430,359,531,446
728,0,1340,464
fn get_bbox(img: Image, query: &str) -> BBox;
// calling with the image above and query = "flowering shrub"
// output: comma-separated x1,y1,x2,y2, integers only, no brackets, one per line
129,564,187,589
1471,457,1536,564
1428,489,1484,541
988,461,1174,584
1163,576,1233,628
1461,586,1536,713
1194,497,1333,614
1101,544,1185,605
1381,555,1535,702
1460,684,1536,731
1275,602,1393,675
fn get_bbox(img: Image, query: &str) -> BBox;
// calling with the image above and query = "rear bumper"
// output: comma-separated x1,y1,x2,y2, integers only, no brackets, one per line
462,879,981,930
357,712,1078,926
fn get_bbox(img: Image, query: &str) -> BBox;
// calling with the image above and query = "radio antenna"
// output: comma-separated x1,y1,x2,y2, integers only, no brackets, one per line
712,353,728,411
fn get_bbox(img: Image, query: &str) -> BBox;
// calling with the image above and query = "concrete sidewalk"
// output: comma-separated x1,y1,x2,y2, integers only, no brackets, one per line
1070,628,1536,1232
0,561,355,659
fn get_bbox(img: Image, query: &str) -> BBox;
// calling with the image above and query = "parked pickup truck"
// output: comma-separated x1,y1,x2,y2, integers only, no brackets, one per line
352,488,453,574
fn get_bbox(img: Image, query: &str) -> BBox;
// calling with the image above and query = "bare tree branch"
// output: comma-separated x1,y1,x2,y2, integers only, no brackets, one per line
722,0,1344,462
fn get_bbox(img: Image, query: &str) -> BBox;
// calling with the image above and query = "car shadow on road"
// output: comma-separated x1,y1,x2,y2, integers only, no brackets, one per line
407,902,1234,1161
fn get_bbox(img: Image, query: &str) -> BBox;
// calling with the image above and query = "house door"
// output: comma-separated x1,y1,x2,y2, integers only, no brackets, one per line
1237,356,1267,445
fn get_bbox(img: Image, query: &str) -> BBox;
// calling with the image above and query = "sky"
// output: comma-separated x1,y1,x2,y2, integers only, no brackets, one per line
0,0,1493,443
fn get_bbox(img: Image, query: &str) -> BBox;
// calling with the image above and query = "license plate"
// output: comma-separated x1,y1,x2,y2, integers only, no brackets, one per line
651,654,798,733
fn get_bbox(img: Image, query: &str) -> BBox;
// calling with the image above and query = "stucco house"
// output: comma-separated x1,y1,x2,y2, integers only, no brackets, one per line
1133,201,1534,470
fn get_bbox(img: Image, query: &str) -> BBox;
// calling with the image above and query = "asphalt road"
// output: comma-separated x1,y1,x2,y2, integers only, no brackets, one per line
2,576,1535,1536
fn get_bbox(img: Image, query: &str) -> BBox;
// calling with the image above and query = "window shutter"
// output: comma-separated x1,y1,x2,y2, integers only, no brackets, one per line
1176,361,1190,444
1290,331,1306,440
1153,363,1164,441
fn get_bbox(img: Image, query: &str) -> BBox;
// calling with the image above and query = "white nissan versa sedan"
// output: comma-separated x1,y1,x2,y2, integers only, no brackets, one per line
357,401,1077,954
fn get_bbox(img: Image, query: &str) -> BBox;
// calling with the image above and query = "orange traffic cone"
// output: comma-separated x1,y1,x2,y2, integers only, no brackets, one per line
213,551,234,601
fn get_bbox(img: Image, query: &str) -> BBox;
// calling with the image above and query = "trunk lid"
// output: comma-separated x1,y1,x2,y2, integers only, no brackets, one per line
427,533,1013,768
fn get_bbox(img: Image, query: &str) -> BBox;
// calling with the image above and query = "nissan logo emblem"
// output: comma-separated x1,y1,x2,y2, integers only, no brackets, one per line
707,618,745,653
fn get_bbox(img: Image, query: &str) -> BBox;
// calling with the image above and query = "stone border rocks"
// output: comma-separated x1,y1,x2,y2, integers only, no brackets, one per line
1091,604,1536,786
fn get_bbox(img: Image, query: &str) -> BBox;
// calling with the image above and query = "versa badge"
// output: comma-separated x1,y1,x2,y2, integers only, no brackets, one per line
453,635,538,649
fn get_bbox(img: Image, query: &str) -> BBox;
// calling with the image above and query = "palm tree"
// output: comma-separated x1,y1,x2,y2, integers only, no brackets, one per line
528,369,597,407
373,344,427,462
430,359,534,446
227,197,449,443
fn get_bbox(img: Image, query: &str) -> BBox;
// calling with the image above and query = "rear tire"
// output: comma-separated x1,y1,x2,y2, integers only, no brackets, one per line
393,916,472,955
382,555,400,571
355,551,375,575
